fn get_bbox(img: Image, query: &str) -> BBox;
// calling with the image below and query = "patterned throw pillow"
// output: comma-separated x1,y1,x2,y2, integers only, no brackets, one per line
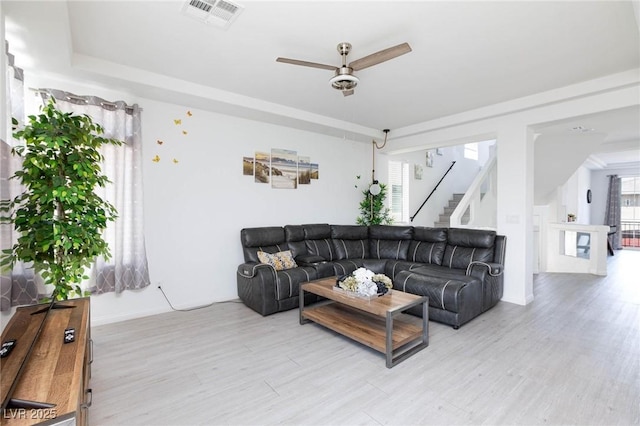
257,250,298,271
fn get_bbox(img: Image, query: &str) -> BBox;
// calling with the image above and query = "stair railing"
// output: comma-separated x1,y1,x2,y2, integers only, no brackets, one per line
450,151,497,228
410,161,456,222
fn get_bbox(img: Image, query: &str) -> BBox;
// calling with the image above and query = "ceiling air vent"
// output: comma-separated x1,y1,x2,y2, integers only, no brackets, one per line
181,0,244,29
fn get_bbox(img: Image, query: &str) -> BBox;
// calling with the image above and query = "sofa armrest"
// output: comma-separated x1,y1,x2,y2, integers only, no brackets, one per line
236,262,281,316
466,261,503,278
237,262,275,278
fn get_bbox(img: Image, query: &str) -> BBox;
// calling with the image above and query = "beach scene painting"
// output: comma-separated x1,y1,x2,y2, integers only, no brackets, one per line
310,163,319,180
271,148,298,189
298,156,311,185
243,157,254,176
254,151,270,184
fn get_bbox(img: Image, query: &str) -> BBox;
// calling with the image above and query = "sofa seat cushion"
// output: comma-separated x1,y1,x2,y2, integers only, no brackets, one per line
331,259,366,276
274,266,318,300
384,260,425,280
331,259,388,276
393,269,480,313
410,264,468,279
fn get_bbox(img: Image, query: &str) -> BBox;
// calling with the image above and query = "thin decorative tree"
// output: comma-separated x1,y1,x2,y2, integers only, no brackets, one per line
0,99,122,300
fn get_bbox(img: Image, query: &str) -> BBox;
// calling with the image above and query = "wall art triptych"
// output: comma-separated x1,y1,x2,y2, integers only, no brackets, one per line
243,148,319,189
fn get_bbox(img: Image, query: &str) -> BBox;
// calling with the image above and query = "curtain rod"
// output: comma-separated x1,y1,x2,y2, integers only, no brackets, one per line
28,88,142,112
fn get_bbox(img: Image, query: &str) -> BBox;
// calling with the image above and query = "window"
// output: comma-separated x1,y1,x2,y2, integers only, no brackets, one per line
43,91,151,294
389,161,410,223
1,88,151,310
464,142,479,160
1,44,35,310
621,176,640,248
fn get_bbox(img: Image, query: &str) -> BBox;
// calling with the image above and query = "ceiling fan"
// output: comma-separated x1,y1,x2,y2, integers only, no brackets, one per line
276,42,412,96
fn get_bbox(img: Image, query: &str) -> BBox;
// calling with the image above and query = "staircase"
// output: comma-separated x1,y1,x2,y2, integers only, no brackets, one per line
435,193,468,227
449,149,497,229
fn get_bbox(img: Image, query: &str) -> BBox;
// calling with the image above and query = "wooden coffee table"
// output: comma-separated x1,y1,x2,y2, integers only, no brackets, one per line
299,277,429,368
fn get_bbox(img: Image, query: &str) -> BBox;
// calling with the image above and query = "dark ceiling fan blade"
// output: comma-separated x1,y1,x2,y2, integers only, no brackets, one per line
276,57,337,71
342,89,354,97
348,42,412,71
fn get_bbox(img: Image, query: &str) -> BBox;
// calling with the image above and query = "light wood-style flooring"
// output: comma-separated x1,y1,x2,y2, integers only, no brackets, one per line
89,250,639,425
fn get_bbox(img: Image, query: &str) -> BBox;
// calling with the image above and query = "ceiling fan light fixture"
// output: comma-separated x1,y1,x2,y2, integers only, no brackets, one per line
329,73,359,91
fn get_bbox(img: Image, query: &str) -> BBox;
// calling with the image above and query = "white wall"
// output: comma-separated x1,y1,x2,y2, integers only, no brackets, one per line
557,165,592,224
141,99,369,305
14,74,371,325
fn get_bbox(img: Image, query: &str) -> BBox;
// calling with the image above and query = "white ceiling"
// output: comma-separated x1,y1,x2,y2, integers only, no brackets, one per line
4,0,640,169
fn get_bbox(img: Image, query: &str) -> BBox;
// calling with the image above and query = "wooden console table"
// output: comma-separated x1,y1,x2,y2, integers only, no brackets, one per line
0,298,91,425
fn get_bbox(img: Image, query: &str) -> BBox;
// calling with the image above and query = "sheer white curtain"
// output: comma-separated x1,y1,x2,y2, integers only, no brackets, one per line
36,89,151,294
1,42,41,310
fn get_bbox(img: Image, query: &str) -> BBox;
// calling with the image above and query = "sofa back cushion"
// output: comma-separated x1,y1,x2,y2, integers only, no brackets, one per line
240,227,288,263
301,223,336,261
442,228,496,269
369,225,412,260
284,225,307,258
331,225,369,259
407,227,448,265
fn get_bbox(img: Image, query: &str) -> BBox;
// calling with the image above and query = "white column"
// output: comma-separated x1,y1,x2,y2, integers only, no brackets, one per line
496,123,535,305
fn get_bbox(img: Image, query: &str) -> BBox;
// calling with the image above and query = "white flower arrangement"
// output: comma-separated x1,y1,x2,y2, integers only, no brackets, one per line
337,267,393,297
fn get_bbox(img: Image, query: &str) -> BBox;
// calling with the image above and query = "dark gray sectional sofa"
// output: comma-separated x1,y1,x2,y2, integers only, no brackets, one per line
237,224,506,329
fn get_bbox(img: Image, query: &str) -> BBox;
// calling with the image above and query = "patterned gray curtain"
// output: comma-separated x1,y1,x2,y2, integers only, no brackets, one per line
604,174,622,250
38,89,151,294
1,42,40,311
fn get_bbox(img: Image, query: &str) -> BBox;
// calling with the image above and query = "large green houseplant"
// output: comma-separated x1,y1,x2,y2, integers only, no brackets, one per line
0,99,122,300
